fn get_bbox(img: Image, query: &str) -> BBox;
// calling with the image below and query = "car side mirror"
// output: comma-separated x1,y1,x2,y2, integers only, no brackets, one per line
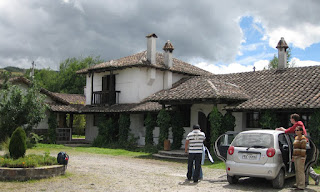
282,144,288,150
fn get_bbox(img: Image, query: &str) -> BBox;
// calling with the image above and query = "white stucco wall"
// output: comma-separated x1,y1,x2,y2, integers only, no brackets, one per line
34,110,50,129
84,67,189,104
129,114,145,145
233,112,245,132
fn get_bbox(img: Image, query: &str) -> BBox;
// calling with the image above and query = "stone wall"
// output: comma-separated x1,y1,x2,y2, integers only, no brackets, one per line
0,165,66,181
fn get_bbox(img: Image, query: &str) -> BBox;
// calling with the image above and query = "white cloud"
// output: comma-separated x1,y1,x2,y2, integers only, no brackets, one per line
291,57,320,67
195,61,264,74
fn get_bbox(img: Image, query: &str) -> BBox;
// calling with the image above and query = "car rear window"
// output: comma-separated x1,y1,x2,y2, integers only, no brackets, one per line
231,133,274,148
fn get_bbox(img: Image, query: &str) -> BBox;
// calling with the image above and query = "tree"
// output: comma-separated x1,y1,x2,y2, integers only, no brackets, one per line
25,56,104,94
9,127,27,159
268,48,295,69
259,110,280,129
144,113,156,146
209,106,223,151
0,81,47,142
156,109,171,149
118,114,131,146
309,110,320,157
222,111,236,132
171,110,185,150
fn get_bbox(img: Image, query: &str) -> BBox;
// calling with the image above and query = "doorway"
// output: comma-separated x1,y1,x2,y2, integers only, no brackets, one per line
198,111,211,149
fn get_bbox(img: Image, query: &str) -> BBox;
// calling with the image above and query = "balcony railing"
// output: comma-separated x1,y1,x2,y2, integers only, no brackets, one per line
92,91,120,105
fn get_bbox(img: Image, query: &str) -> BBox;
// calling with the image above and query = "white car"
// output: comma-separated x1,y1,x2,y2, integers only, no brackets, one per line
214,130,319,189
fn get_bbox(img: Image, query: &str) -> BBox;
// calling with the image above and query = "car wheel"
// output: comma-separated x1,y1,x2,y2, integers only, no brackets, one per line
227,175,238,184
272,169,284,189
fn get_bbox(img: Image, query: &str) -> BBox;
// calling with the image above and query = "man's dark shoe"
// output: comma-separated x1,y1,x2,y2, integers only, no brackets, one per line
193,180,198,183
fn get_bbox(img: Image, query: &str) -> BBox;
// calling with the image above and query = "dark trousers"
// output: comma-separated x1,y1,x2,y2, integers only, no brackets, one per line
187,153,202,181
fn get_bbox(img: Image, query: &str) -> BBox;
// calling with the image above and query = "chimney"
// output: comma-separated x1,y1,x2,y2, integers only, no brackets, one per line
276,37,289,70
163,40,174,68
146,33,158,64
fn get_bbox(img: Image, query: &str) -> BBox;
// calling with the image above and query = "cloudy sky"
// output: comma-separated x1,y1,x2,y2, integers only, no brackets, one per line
1,0,320,74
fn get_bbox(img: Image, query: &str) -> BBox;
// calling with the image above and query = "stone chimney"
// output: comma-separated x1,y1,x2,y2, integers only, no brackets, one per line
276,37,289,70
163,40,174,68
146,33,158,64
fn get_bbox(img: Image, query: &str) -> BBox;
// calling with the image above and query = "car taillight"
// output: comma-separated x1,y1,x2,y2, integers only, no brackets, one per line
266,148,275,157
228,146,234,155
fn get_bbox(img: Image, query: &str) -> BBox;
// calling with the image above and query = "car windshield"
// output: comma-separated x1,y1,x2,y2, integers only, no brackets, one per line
231,133,274,148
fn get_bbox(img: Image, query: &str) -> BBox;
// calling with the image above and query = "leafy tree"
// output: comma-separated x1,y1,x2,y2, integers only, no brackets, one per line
118,114,131,146
259,110,280,129
222,111,236,132
73,114,86,135
209,106,223,151
0,81,47,142
268,48,295,69
48,112,57,144
9,127,27,159
157,109,171,149
144,113,156,146
171,110,185,150
25,56,104,94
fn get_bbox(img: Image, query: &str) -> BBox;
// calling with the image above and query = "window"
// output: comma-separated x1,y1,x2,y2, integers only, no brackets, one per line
246,112,260,128
180,105,191,127
232,133,274,148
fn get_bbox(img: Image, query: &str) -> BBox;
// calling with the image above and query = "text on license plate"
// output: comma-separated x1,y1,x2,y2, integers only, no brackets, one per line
241,154,258,160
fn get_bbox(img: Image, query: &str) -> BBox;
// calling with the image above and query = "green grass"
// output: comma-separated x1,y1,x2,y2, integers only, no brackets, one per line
72,135,85,139
0,153,57,168
32,144,150,157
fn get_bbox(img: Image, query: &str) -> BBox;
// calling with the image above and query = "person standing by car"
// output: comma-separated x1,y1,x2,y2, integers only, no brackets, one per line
185,124,206,183
292,126,307,190
276,113,320,185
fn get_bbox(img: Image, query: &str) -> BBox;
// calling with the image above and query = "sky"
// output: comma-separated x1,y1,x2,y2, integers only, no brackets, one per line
1,0,320,74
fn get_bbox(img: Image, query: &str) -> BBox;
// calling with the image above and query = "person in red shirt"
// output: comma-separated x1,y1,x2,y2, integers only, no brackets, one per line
276,113,319,186
276,114,307,135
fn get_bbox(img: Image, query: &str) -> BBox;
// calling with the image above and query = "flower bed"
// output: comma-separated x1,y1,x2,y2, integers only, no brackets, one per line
0,153,66,181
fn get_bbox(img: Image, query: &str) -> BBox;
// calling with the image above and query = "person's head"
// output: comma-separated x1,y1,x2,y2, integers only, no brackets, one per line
295,126,304,135
290,114,300,124
193,124,200,130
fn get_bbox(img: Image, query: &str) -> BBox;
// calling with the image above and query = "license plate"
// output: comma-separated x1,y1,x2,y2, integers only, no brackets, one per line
241,153,258,160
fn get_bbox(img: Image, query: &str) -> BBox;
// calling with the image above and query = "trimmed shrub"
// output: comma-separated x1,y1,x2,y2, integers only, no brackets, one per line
171,110,185,150
48,112,57,144
209,106,223,151
157,109,171,149
259,110,280,129
118,114,131,146
9,127,27,159
222,111,236,132
145,113,156,146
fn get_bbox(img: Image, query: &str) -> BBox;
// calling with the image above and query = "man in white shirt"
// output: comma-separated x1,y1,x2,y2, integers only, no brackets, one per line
185,124,206,183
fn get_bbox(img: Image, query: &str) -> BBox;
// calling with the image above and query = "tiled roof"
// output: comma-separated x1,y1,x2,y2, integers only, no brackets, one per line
212,66,320,110
50,93,85,105
49,104,83,113
76,51,211,76
147,77,249,103
78,102,162,113
147,66,320,110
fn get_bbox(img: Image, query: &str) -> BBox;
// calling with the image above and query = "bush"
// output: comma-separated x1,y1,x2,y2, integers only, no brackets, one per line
118,114,131,146
0,152,57,168
171,110,185,150
259,110,280,129
145,113,156,146
156,109,171,149
48,112,57,144
93,118,117,147
26,132,44,149
0,137,10,157
222,111,236,132
209,107,223,151
9,127,27,159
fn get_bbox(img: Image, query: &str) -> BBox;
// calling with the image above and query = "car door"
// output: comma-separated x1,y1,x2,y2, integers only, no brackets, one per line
213,131,238,162
305,137,319,173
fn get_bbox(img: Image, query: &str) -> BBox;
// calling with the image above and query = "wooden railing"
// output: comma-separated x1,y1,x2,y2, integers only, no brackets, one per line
56,128,71,142
92,91,120,105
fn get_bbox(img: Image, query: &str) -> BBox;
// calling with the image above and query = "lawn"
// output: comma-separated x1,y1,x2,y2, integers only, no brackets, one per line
24,144,320,173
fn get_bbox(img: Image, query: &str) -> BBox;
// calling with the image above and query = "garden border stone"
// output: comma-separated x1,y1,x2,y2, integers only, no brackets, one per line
0,165,66,181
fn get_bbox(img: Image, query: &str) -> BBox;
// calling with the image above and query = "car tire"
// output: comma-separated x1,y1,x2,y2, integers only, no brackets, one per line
272,169,284,189
227,175,239,184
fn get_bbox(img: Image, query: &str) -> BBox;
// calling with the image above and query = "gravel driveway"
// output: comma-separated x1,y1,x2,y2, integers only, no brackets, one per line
1,150,319,192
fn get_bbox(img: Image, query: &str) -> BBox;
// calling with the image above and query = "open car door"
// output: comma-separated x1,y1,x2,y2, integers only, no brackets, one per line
213,131,238,162
305,137,319,173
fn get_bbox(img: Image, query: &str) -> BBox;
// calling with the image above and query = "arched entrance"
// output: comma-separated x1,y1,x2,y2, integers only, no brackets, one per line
198,111,211,149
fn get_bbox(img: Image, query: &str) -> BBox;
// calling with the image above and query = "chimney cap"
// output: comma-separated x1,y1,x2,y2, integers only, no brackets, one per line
146,33,158,38
163,40,174,52
276,37,289,49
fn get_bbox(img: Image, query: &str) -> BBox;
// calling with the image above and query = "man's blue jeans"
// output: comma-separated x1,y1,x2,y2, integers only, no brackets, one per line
187,153,202,181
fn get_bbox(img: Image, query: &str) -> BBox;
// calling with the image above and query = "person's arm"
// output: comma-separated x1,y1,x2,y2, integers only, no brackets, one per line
276,127,286,131
284,124,297,134
185,140,189,153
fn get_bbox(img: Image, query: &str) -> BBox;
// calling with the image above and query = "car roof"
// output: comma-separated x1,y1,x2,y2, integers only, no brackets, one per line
240,129,283,136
